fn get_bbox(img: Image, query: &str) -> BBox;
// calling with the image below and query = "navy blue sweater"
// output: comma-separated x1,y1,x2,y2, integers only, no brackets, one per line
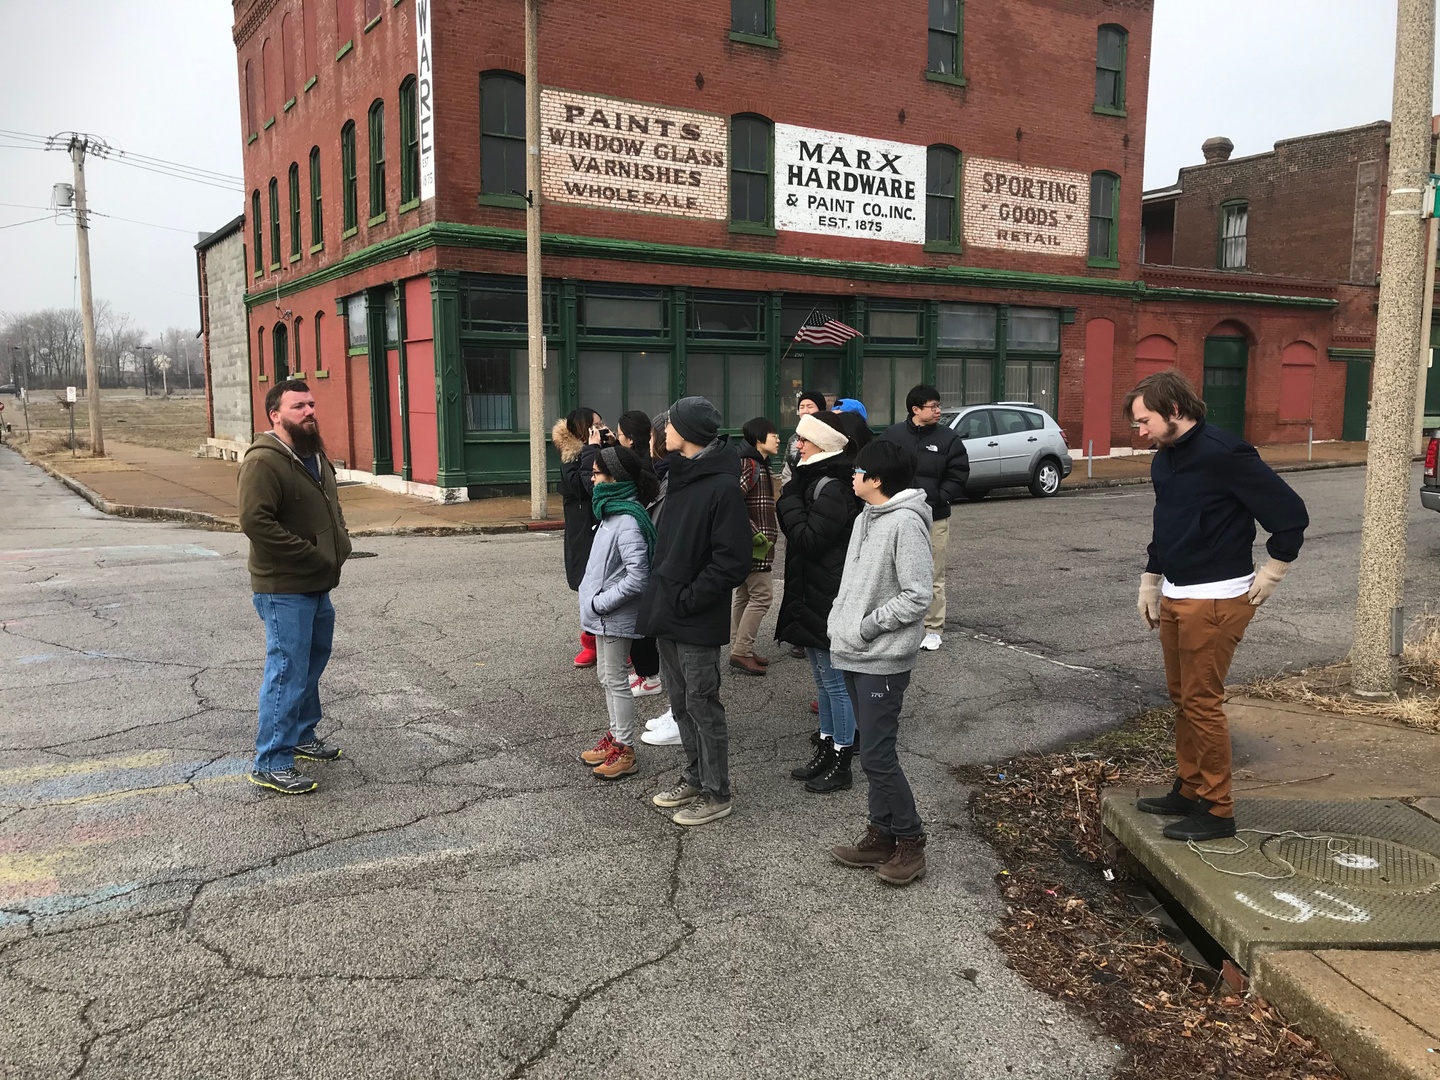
1145,421,1308,586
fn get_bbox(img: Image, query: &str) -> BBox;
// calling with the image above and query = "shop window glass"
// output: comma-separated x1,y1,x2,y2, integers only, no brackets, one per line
686,353,766,428
689,291,765,340
937,303,997,348
1008,308,1060,352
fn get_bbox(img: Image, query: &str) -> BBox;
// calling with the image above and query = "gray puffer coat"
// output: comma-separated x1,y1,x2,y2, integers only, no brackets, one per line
578,512,651,639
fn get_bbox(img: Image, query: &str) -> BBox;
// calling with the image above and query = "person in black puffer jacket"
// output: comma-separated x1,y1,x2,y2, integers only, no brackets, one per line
775,411,862,795
554,407,604,668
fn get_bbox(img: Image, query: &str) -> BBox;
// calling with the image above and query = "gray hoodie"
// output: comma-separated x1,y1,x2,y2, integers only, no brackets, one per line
826,488,934,674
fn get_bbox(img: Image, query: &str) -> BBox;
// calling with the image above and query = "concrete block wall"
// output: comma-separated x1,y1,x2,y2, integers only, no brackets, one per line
204,229,254,445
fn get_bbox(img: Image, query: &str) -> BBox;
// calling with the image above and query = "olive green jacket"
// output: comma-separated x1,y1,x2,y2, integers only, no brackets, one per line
237,432,352,594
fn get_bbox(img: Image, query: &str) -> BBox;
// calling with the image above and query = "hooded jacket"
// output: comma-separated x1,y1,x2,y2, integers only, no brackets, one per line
879,418,970,521
578,510,650,639
553,419,600,591
634,437,752,646
827,488,934,674
774,449,861,649
237,431,352,594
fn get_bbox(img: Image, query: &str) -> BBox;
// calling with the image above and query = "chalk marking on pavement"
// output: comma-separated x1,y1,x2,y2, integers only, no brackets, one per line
965,632,1100,674
1233,888,1372,924
0,750,178,786
0,544,220,562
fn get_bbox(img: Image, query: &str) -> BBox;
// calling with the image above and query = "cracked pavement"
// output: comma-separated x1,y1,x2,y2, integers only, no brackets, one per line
2,445,1437,1078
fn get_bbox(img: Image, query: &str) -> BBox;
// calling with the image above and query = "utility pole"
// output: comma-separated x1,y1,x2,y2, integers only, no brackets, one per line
69,136,105,456
524,0,548,520
1353,0,1435,694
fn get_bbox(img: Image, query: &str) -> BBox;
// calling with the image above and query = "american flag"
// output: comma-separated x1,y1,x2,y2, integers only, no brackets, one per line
793,310,863,347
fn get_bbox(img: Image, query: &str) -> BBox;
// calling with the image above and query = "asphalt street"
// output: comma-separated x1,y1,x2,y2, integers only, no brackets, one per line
2,445,1437,1079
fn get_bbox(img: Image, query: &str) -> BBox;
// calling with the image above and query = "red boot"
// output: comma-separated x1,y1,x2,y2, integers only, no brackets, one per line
574,631,597,668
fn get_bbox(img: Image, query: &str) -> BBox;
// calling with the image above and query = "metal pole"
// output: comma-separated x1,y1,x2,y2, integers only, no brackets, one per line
524,0,548,520
70,137,105,456
1353,0,1436,694
1087,439,1093,478
1413,210,1439,454
1308,425,1313,461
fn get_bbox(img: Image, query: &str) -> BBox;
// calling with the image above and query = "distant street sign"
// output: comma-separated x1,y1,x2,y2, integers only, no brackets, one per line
66,386,77,403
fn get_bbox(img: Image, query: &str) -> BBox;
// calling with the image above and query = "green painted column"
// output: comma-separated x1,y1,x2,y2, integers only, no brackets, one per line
767,292,783,422
430,270,466,489
994,305,1010,402
366,287,393,475
844,297,867,400
671,287,687,400
923,300,939,386
560,280,579,410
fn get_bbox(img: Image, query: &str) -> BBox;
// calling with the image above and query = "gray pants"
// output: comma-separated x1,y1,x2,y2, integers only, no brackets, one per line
844,670,922,839
596,634,637,746
657,639,730,800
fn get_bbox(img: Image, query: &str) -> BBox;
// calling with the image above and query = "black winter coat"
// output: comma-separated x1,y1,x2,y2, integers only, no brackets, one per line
774,452,861,649
634,438,753,647
553,420,600,591
879,419,969,521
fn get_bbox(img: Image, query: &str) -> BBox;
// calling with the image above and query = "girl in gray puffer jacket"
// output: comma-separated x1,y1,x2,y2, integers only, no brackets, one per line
578,445,660,781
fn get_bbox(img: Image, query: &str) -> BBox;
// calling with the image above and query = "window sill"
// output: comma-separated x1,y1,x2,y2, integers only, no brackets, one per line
399,198,420,215
342,226,359,240
315,369,330,378
1086,257,1120,270
924,240,963,254
253,270,263,279
246,132,259,145
283,96,297,113
728,221,777,236
363,14,382,33
728,30,778,48
348,346,369,356
289,253,302,264
262,116,276,130
257,374,268,383
478,192,528,209
268,262,280,272
336,40,354,60
304,75,317,92
368,212,388,226
1218,264,1250,273
1093,105,1127,118
924,70,967,87
291,372,306,381
310,242,324,254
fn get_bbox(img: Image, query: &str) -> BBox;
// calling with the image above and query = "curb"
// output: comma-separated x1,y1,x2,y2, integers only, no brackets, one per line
1062,457,1367,492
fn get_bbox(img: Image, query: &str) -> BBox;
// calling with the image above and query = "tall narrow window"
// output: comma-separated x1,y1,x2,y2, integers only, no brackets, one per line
729,114,772,226
280,13,296,101
272,323,290,382
1088,171,1119,265
288,163,301,258
365,0,382,22
314,312,324,372
302,0,318,80
309,146,324,246
367,99,386,219
293,316,304,373
1220,201,1248,269
480,72,525,198
927,0,962,78
256,327,266,378
251,190,263,275
267,177,280,268
1095,25,1127,113
399,76,419,205
335,0,355,47
925,145,959,247
731,0,772,38
261,37,276,117
341,120,358,232
244,60,258,134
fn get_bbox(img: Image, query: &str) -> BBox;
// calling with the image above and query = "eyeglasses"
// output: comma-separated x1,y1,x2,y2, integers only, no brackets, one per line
853,468,867,477
794,436,809,446
919,402,942,411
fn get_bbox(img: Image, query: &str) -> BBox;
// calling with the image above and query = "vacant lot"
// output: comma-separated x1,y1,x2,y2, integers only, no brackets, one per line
5,390,208,454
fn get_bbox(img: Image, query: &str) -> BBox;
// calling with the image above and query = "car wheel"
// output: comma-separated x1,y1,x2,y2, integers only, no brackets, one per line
1029,458,1062,498
962,488,989,502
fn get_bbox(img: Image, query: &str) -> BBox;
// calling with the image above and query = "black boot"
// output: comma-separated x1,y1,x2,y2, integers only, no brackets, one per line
1162,799,1237,841
1137,778,1199,816
806,744,854,793
791,737,834,781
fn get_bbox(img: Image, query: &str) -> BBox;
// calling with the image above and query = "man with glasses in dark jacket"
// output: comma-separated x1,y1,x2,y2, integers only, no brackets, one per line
880,384,969,652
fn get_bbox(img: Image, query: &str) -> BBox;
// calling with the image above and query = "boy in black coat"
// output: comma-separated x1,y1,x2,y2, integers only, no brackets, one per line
635,396,753,827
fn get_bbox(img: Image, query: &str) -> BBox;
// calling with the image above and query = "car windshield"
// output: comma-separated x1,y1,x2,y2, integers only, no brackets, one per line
940,411,962,427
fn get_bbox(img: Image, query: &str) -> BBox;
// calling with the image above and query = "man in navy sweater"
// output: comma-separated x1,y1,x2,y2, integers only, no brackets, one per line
1124,370,1309,841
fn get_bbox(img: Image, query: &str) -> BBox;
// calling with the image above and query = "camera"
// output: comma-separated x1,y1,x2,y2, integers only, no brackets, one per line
598,425,616,448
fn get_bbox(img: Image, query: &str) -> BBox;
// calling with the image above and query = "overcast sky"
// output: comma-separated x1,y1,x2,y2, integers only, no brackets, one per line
0,2,1431,336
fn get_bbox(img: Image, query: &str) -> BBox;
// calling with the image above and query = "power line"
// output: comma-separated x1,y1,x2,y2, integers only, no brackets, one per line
89,209,202,235
103,156,244,193
0,128,244,192
0,215,54,231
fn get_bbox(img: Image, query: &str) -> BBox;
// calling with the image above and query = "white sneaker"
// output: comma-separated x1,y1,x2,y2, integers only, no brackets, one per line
641,710,682,746
645,708,671,732
920,632,942,651
631,675,663,698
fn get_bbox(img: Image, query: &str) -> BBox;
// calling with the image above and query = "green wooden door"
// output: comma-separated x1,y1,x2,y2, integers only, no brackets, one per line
1202,336,1248,436
1342,360,1371,442
1425,324,1440,426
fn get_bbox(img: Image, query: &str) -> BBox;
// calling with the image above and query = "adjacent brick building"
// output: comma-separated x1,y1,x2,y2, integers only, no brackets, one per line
222,0,1343,498
196,215,252,455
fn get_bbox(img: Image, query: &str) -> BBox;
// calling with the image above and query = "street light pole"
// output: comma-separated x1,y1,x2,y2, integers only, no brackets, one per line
70,136,105,456
524,0,548,520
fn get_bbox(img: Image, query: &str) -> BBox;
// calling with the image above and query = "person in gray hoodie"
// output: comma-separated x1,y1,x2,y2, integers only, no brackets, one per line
826,439,934,886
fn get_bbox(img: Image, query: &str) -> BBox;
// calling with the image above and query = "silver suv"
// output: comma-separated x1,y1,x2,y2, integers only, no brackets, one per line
940,403,1073,499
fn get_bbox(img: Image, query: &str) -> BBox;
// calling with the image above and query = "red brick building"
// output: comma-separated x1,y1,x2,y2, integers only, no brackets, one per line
229,0,1339,498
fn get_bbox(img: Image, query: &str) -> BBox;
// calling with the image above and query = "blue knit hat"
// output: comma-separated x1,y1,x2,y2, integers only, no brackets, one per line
833,398,868,420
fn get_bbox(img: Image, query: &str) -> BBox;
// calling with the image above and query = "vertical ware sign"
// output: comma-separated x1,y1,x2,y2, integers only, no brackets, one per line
415,0,435,200
773,124,925,245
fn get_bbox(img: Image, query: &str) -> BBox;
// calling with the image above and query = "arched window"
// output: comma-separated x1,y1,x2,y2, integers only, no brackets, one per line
340,121,358,232
309,146,323,247
1088,171,1119,266
399,76,419,205
293,316,304,375
480,72,525,198
925,145,960,248
365,0,382,21
267,177,280,268
1134,334,1177,381
256,326,267,379
301,0,318,79
1279,341,1317,421
1095,25,1128,113
273,323,290,382
280,13,296,101
261,37,276,118
729,114,772,227
288,162,301,259
244,60,258,134
314,312,324,373
250,190,263,276
335,0,355,46
368,99,386,219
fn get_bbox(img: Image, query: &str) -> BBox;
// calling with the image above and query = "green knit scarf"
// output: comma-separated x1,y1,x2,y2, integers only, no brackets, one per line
591,480,656,562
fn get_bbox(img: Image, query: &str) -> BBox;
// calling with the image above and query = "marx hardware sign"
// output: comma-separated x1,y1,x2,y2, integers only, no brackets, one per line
963,156,1089,256
773,124,925,245
414,0,435,201
540,89,728,219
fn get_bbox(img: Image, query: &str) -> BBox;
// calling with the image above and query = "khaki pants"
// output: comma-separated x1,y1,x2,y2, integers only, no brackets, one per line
924,516,950,632
730,570,773,657
1159,596,1256,817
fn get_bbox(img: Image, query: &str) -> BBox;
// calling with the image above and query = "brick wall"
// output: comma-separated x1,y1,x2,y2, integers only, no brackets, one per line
200,227,254,444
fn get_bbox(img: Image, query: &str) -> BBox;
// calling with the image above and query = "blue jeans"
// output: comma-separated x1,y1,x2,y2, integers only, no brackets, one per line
253,592,335,771
807,646,856,747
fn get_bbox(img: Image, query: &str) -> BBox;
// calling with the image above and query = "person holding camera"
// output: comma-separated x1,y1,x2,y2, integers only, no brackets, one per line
552,407,608,668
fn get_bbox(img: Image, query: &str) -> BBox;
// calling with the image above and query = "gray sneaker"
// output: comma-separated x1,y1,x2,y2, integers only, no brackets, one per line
248,767,318,794
295,739,341,762
672,795,732,827
652,779,702,808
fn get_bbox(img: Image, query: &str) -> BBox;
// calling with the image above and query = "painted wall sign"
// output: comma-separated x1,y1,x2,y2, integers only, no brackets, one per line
963,156,1090,256
540,89,728,219
414,0,435,200
773,124,925,245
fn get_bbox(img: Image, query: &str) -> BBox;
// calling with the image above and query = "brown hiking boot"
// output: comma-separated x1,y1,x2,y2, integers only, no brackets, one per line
592,743,636,781
831,825,896,868
876,835,927,886
580,731,616,766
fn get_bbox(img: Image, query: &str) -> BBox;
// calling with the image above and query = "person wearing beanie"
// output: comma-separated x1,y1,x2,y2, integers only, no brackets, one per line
776,411,863,795
634,396,752,827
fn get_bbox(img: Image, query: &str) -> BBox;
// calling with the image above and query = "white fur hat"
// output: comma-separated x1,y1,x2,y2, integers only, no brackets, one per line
795,413,849,454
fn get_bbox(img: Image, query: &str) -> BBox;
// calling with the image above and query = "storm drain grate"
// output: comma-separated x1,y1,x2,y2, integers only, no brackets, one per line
1263,834,1440,895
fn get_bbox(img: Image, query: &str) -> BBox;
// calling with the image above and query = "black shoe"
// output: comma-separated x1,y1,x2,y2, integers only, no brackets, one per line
789,645,806,659
791,737,834,781
295,739,342,762
1137,779,1198,817
805,744,854,793
1162,800,1236,841
248,767,318,794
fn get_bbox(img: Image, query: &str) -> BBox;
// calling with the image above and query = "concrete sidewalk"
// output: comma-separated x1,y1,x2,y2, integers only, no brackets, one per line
1103,697,1440,1080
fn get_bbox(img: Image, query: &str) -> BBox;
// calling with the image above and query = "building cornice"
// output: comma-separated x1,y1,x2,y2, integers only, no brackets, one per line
234,0,280,48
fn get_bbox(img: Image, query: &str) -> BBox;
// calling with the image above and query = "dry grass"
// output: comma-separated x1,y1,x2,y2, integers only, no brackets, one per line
9,392,207,455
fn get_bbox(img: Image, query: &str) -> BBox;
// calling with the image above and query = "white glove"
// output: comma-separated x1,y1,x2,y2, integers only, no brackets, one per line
1247,559,1291,606
1138,572,1162,630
